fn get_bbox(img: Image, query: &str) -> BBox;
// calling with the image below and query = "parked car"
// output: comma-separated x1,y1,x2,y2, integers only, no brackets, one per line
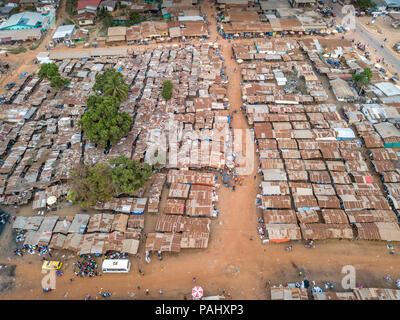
4,82,15,90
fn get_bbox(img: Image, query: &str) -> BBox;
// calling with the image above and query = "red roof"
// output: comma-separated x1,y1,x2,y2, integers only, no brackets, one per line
77,0,102,11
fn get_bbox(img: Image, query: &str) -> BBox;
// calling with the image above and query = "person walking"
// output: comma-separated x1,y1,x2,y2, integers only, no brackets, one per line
159,289,163,295
145,289,149,296
192,277,196,283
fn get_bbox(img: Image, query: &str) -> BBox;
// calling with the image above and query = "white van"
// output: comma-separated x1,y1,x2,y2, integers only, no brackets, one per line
101,259,131,273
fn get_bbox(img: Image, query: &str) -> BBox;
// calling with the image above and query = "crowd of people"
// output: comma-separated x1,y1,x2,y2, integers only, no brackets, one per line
73,255,99,277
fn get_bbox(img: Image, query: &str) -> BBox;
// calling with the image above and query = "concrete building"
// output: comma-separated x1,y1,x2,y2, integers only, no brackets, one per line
0,11,52,30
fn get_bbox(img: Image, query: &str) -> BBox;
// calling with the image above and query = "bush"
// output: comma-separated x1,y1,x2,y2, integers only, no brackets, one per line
7,47,27,54
162,80,173,100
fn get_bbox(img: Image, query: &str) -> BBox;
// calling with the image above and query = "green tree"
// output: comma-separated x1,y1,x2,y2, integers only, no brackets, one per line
78,95,132,148
109,155,152,195
103,72,130,102
93,70,128,95
68,162,114,207
25,5,36,11
50,75,70,89
98,7,113,27
352,67,372,90
38,63,59,79
357,0,376,8
128,12,141,25
161,80,173,100
39,63,70,89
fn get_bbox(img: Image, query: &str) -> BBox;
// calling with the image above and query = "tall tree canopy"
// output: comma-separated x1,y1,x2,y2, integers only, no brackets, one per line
68,162,114,207
357,0,376,8
78,95,132,148
128,12,141,25
352,67,372,89
162,80,173,100
103,72,130,102
39,63,59,78
39,63,70,89
93,69,129,102
68,157,153,206
110,155,153,195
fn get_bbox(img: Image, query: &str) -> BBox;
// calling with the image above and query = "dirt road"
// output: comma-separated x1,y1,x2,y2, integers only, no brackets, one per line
0,0,67,90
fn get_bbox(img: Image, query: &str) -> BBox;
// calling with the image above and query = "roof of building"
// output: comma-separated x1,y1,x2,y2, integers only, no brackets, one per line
0,27,42,41
52,24,75,39
374,82,400,97
0,12,49,30
77,0,101,11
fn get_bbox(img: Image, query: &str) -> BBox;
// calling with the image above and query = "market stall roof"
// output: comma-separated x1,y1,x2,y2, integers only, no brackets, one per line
121,239,139,254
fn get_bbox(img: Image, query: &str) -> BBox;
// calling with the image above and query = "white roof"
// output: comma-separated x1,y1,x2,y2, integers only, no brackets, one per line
374,82,400,97
102,259,130,269
53,24,75,39
333,127,355,139
178,16,204,21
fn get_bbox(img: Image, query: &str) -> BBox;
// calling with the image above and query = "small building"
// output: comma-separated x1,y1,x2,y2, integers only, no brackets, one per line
0,11,52,30
388,12,400,28
0,27,42,42
35,2,56,14
77,0,101,14
99,0,116,11
290,0,316,7
0,6,13,21
330,77,358,102
52,24,75,42
107,26,126,42
75,11,96,26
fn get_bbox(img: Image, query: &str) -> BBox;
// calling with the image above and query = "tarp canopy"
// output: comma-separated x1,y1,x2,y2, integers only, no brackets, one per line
222,172,231,183
46,196,57,206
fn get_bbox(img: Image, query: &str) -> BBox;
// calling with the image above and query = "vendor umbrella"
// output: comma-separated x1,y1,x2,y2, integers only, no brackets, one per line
222,172,231,184
192,286,203,299
47,196,57,206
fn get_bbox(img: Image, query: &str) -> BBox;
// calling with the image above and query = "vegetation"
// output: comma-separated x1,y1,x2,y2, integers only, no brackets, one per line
93,69,130,102
64,18,75,26
10,6,20,14
50,75,70,89
25,5,36,12
67,163,114,207
98,7,114,28
38,63,70,89
66,0,78,16
7,47,27,54
68,156,152,206
356,0,376,8
110,156,153,195
127,12,142,26
352,67,372,90
78,95,132,148
161,80,173,100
